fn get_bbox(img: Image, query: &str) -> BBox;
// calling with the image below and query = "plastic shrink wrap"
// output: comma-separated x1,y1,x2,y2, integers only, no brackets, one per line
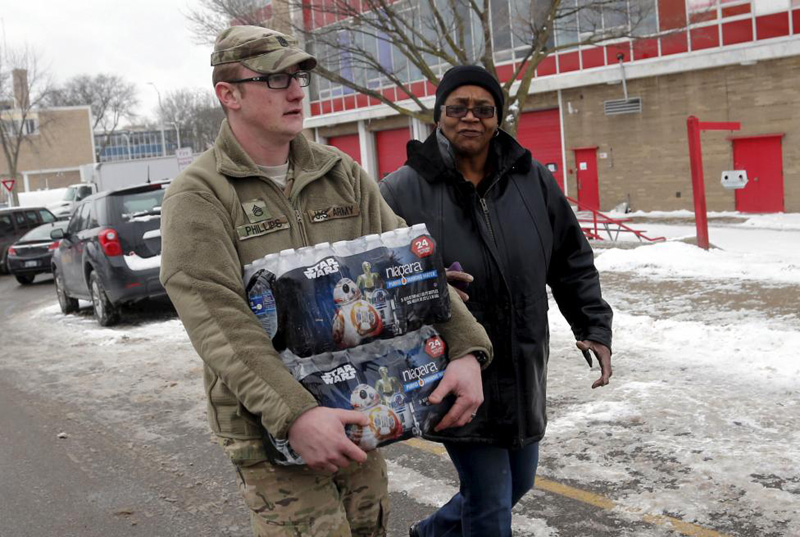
244,224,450,357
264,326,453,465
243,225,454,465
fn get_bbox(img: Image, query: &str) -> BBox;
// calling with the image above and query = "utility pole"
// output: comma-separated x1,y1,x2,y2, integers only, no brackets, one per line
147,82,167,157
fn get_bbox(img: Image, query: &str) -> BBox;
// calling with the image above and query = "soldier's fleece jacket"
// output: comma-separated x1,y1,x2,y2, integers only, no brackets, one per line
159,120,492,455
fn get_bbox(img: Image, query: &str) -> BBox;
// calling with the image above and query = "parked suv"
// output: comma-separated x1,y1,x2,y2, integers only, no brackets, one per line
1,206,58,274
51,181,169,326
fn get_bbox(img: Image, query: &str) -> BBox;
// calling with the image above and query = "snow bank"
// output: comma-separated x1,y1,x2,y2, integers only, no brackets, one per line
596,240,800,285
739,213,800,230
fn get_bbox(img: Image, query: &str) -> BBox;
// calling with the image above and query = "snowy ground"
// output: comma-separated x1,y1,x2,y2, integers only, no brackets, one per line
543,212,800,536
2,211,798,536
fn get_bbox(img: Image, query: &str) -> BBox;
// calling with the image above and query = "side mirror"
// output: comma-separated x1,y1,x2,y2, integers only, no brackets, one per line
51,228,66,240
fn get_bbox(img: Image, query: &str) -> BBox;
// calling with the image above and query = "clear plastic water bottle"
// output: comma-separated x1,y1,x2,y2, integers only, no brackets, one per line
363,233,382,253
331,240,349,259
314,241,333,262
277,248,296,278
262,252,280,276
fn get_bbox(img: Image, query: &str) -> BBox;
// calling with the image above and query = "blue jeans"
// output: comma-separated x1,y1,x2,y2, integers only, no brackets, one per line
416,441,540,537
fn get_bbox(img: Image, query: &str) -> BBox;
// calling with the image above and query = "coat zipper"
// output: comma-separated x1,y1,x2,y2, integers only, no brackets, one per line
479,197,496,244
293,208,309,247
260,176,310,248
478,175,502,245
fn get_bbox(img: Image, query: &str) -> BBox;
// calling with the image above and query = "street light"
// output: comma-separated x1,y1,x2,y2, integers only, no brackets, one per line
168,122,181,149
147,82,167,157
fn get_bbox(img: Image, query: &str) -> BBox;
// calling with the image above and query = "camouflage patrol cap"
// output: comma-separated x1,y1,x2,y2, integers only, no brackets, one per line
211,26,317,74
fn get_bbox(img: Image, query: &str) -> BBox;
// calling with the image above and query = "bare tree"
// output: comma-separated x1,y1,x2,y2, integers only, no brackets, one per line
187,0,280,42
187,0,659,136
0,45,53,206
47,73,138,159
158,88,225,152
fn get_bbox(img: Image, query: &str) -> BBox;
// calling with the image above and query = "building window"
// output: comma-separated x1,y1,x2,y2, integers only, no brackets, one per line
95,129,180,162
23,118,39,135
491,0,514,61
0,117,39,136
337,30,356,95
308,0,665,106
753,0,791,14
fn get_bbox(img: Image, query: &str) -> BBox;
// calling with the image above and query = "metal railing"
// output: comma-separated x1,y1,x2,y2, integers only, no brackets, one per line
567,197,666,242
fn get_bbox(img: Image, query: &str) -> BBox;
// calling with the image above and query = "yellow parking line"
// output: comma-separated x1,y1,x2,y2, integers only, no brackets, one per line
402,438,732,537
404,437,448,456
534,478,615,510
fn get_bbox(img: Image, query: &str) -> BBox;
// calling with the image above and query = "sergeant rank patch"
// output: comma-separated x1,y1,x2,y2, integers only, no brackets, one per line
242,199,272,224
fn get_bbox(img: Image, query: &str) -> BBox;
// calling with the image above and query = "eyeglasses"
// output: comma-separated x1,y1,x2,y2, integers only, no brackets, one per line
227,71,311,89
442,105,496,119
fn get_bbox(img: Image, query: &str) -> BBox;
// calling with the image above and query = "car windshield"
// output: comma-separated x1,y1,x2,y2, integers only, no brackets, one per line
109,186,167,224
62,187,78,202
62,185,94,202
19,221,69,242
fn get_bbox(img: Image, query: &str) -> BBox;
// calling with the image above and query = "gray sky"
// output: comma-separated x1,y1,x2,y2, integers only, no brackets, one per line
2,0,214,125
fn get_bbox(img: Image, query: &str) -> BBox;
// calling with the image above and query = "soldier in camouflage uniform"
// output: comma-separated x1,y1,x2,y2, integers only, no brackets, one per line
221,437,389,536
160,25,493,537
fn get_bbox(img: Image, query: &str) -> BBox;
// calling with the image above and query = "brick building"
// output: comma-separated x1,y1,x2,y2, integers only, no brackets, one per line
1,102,95,192
287,0,799,213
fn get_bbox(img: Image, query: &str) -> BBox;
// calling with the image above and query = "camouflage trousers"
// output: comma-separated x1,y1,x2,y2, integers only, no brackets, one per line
223,439,389,537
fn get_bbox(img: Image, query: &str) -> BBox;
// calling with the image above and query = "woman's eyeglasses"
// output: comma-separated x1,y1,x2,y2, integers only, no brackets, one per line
442,105,496,119
227,71,311,89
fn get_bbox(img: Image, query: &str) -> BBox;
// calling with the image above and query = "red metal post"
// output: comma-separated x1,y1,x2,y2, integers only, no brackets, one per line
698,121,741,131
686,116,710,250
686,117,741,250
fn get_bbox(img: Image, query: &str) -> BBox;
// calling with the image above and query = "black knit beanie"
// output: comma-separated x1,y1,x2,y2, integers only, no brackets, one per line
433,65,505,126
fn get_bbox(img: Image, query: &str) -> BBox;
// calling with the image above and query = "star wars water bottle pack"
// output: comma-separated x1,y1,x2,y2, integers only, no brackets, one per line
267,326,453,464
244,224,451,357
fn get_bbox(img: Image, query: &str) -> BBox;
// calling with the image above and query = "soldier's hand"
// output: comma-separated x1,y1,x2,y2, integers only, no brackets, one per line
577,340,612,389
429,354,483,431
288,407,369,472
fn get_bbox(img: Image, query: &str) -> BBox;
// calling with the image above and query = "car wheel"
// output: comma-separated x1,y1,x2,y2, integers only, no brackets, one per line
89,272,120,326
54,267,79,314
15,273,35,285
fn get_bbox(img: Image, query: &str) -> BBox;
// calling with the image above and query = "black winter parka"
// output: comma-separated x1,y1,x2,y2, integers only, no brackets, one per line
380,129,613,448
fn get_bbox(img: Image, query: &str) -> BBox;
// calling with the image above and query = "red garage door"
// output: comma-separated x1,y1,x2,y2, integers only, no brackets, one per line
328,134,362,165
376,127,411,180
516,109,564,190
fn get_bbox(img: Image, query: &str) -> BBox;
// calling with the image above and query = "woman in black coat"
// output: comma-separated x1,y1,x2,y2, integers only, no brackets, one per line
380,65,614,537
